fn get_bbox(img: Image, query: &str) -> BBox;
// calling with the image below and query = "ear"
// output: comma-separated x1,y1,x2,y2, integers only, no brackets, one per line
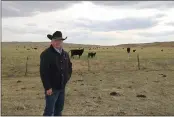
47,34,52,39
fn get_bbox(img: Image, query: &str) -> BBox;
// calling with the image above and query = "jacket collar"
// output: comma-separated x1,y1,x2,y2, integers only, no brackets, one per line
49,44,65,55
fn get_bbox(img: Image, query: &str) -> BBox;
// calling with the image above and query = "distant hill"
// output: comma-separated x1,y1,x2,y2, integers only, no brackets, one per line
1,42,101,49
2,41,174,48
116,41,174,48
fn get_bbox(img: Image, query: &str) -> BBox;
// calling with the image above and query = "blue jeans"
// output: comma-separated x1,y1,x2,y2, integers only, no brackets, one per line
43,89,65,116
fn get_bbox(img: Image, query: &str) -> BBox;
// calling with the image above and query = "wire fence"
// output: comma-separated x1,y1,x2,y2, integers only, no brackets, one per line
2,53,174,78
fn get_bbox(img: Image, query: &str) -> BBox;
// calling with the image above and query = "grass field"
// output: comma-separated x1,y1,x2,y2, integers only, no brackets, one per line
1,42,174,116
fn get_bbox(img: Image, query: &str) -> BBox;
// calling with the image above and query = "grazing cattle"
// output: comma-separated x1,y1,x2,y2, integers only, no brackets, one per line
127,47,131,59
27,48,30,50
127,47,131,53
88,52,96,58
34,47,37,50
69,48,84,58
161,49,163,52
133,49,136,52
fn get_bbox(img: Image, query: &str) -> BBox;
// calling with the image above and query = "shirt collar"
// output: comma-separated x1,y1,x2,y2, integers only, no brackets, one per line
54,47,62,54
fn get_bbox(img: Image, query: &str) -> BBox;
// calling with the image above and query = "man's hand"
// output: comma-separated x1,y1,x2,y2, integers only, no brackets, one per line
46,88,53,95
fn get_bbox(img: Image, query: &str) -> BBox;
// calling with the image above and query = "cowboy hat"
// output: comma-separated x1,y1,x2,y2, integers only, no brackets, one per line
47,31,67,40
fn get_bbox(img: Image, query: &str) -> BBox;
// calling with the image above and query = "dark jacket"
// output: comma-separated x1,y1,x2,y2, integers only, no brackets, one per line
40,45,72,90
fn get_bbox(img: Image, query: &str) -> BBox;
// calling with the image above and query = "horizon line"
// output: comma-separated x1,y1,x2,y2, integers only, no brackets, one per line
1,41,174,46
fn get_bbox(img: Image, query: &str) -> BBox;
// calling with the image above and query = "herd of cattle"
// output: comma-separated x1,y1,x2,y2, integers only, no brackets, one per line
16,45,166,59
68,48,96,58
126,47,137,53
68,47,166,59
68,47,137,59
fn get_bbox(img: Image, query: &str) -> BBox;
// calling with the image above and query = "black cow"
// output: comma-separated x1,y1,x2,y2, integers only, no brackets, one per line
127,47,131,53
133,49,136,52
69,48,84,58
161,49,163,52
88,52,96,58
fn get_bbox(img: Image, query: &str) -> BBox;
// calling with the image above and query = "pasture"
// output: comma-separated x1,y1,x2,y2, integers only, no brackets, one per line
1,42,174,116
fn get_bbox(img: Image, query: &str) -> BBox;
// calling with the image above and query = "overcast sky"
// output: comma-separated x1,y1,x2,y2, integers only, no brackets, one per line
2,1,174,45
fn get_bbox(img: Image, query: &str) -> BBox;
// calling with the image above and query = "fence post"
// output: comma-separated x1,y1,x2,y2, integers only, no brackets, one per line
128,53,130,60
25,56,29,76
137,54,140,70
88,58,90,71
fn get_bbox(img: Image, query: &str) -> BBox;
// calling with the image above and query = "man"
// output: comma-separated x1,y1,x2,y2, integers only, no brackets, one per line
40,31,72,116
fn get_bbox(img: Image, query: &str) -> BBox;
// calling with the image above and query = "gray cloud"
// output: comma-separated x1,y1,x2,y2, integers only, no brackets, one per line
92,1,174,9
92,1,138,7
26,23,37,27
155,14,166,18
166,22,174,26
3,25,49,35
3,1,173,18
2,1,80,18
139,31,174,37
74,18,158,32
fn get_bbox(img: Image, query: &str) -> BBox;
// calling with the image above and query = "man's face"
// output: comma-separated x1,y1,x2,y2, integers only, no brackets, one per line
51,39,63,48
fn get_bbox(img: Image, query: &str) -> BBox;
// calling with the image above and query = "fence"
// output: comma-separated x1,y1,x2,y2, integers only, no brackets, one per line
2,53,174,78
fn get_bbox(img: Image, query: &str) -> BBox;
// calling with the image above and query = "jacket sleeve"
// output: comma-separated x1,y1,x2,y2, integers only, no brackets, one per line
67,53,72,80
40,52,52,90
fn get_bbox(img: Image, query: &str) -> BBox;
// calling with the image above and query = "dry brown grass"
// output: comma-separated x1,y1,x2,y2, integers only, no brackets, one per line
1,42,174,115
